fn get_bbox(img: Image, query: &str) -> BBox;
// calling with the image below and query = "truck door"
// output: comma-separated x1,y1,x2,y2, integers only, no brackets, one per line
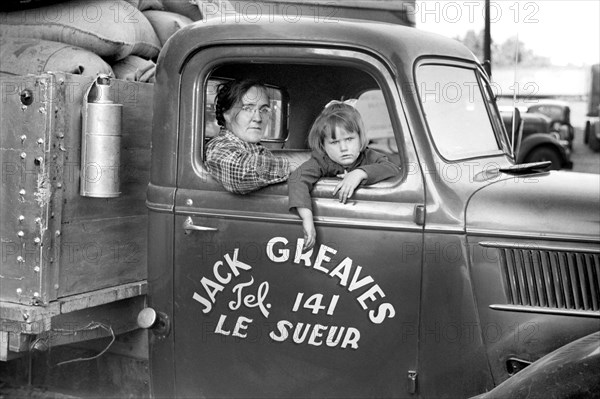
171,46,425,398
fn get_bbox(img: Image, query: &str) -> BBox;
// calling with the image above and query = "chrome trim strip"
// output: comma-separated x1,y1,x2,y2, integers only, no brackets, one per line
468,228,599,244
146,200,174,212
478,241,600,254
174,208,422,232
490,304,600,318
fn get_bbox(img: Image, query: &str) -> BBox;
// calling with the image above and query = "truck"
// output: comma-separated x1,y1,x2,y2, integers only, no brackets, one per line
584,64,600,151
2,15,599,399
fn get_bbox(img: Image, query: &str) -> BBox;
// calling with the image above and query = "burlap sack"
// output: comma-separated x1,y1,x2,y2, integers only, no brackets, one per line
161,0,202,21
0,37,113,77
0,0,161,61
122,0,164,11
111,55,155,82
143,10,193,45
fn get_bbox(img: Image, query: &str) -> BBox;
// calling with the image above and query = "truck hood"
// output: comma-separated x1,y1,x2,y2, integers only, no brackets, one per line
466,171,600,241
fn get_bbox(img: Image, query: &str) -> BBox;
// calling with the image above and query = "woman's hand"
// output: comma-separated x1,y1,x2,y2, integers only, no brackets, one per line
297,208,316,250
333,169,367,203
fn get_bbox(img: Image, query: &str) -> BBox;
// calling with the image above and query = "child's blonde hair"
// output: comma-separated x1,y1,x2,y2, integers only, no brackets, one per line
308,102,367,157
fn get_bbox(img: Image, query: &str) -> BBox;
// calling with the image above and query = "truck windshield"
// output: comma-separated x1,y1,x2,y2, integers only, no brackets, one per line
417,64,505,160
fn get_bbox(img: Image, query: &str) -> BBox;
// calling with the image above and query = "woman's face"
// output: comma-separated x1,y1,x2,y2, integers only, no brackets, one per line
324,126,362,167
223,86,270,144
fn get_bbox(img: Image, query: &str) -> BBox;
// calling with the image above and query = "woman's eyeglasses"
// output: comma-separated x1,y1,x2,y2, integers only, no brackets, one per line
240,105,272,117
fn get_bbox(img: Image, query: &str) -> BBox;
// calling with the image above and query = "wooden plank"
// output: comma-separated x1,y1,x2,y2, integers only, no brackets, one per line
58,215,147,298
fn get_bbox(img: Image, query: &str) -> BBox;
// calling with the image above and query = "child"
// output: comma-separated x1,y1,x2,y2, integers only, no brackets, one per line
288,100,400,250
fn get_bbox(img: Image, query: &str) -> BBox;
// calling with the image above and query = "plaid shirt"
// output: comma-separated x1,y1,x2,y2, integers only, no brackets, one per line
205,129,290,194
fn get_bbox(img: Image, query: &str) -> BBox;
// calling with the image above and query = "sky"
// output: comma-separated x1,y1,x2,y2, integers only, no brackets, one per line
415,0,600,67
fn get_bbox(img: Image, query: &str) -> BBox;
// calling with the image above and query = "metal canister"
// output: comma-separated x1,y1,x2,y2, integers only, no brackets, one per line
80,75,122,197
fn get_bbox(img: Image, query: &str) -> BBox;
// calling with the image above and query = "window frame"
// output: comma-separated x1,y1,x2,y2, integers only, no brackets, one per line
414,59,509,162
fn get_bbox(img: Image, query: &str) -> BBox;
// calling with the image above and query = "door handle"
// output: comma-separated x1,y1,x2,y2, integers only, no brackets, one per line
183,216,218,234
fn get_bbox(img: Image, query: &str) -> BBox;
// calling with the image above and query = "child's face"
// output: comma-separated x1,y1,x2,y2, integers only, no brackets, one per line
324,126,362,167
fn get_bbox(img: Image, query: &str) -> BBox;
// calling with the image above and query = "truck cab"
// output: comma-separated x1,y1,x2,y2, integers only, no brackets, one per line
144,17,600,398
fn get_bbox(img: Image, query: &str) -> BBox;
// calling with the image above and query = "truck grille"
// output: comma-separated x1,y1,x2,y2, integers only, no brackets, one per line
499,248,600,311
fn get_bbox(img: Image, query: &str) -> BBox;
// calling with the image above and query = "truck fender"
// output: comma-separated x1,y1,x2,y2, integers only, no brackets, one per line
517,133,566,164
469,331,600,399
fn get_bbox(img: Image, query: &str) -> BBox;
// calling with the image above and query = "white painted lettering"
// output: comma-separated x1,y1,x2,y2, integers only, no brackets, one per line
192,292,212,313
329,257,353,287
266,236,289,263
270,320,293,342
369,303,396,324
341,327,360,349
294,238,313,266
224,248,252,276
313,245,336,273
348,265,374,292
232,316,253,338
308,324,326,346
213,260,231,284
357,284,385,310
215,314,231,335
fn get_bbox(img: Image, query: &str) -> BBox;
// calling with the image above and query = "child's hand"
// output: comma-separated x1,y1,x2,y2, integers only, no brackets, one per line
333,169,367,203
297,207,316,250
302,218,316,250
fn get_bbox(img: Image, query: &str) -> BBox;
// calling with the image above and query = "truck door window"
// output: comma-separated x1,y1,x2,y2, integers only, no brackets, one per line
204,78,286,144
417,64,502,160
356,90,399,163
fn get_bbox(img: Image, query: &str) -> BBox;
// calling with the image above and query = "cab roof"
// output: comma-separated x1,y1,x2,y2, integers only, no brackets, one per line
158,16,478,75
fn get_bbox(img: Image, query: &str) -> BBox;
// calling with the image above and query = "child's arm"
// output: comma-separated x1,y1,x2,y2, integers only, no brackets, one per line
333,169,368,203
358,149,400,185
297,207,316,250
288,157,324,250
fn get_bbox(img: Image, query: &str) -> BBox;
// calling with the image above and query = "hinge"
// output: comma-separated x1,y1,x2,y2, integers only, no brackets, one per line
414,205,425,226
406,370,417,394
407,370,418,394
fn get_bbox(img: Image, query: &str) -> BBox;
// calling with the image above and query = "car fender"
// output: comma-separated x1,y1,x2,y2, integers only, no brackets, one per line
470,331,600,399
517,133,567,164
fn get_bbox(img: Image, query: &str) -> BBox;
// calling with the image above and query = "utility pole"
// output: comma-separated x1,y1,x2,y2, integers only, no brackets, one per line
484,0,492,77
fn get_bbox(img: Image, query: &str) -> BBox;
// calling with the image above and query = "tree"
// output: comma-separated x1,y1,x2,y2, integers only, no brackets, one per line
455,29,551,67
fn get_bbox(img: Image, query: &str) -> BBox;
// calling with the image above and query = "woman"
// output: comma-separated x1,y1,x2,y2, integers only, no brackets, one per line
205,79,290,194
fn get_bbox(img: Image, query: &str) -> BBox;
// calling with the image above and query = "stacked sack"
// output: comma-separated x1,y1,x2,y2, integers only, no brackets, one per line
0,0,209,82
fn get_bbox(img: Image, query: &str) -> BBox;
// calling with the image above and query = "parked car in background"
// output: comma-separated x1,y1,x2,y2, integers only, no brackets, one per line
527,100,574,149
500,108,573,170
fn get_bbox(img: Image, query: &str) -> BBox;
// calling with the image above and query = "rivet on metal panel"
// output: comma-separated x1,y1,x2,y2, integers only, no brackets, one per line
19,189,26,196
55,230,61,237
33,292,40,298
20,152,27,159
17,256,24,263
34,266,40,273
35,157,44,166
186,199,193,206
37,138,44,145
16,288,22,295
56,182,63,188
35,217,41,224
54,284,59,290
34,237,41,244
17,231,25,238
38,107,46,114
57,132,64,139
20,89,33,106
18,215,25,222
22,312,29,321
20,135,27,142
